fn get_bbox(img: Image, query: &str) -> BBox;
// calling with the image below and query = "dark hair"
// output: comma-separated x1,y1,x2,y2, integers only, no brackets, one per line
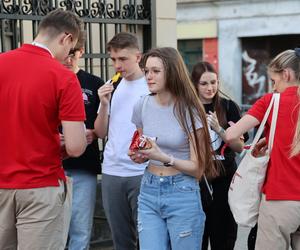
143,48,218,178
38,9,83,40
191,61,228,127
107,32,139,52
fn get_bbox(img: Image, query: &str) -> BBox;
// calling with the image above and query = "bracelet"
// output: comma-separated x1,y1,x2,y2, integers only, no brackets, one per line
163,154,174,167
217,127,225,135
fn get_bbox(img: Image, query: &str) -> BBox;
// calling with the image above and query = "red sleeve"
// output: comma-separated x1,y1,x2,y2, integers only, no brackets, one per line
247,93,272,122
59,74,86,121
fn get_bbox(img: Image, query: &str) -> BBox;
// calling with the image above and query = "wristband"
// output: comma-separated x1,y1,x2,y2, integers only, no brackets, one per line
163,154,174,166
217,127,225,135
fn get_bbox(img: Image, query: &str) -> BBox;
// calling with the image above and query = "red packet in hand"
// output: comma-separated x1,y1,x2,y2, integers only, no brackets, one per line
129,130,141,151
129,130,155,151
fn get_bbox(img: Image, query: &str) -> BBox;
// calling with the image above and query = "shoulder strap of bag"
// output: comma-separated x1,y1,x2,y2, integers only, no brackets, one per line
250,93,280,152
267,93,280,152
203,175,213,197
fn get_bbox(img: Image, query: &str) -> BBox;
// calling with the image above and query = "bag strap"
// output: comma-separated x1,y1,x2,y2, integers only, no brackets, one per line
268,94,280,151
250,93,280,152
203,175,213,197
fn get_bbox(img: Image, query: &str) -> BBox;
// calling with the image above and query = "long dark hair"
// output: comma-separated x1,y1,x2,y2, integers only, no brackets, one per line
143,48,218,178
191,61,229,127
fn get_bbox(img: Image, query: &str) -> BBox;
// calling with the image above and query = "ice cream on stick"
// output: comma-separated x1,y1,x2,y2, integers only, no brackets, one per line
111,72,121,84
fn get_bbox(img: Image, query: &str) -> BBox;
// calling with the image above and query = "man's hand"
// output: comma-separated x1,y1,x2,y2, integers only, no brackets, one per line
97,81,114,107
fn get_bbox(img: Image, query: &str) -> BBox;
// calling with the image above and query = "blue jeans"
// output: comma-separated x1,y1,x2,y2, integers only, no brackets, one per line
66,169,97,250
138,169,205,250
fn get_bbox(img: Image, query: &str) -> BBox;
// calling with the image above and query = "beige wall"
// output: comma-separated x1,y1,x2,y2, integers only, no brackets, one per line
153,0,177,48
177,20,217,39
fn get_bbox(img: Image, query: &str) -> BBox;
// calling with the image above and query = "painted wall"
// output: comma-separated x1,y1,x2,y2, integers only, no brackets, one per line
203,38,218,72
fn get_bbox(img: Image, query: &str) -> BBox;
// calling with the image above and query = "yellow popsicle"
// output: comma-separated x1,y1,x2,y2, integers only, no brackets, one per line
111,72,121,84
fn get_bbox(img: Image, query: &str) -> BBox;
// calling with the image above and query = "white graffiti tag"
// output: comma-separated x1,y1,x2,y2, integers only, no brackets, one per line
242,51,266,99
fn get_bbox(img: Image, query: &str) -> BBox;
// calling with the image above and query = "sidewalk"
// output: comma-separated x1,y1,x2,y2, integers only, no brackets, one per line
90,226,251,250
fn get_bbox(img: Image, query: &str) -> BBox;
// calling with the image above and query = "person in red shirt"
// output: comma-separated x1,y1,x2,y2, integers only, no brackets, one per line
226,49,300,250
0,9,87,250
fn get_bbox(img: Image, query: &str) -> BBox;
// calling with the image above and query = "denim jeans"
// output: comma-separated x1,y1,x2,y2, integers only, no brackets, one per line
66,169,97,250
138,169,205,250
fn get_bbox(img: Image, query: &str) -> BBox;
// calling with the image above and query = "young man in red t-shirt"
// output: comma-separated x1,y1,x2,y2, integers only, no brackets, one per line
0,9,87,250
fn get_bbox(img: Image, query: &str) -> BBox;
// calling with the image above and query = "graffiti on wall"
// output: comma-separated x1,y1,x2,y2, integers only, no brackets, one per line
242,50,267,103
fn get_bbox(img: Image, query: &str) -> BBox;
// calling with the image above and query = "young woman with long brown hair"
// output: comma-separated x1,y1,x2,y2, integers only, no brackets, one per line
129,47,217,249
191,61,248,250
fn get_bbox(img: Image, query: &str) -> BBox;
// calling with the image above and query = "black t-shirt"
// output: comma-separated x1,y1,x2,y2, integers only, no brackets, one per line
204,98,249,173
63,69,104,174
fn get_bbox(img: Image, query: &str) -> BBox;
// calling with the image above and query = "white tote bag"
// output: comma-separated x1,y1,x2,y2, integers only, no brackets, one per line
228,93,280,227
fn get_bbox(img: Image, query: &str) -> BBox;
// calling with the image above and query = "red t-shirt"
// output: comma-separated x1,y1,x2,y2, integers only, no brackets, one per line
0,44,86,188
248,86,300,200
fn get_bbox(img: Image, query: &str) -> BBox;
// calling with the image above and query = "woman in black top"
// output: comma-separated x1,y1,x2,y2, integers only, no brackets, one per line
191,61,248,250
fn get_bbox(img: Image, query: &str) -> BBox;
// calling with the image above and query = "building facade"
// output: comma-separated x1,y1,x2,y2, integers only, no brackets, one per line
177,0,300,107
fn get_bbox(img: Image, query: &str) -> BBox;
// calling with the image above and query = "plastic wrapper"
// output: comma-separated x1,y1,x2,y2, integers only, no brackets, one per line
129,130,156,151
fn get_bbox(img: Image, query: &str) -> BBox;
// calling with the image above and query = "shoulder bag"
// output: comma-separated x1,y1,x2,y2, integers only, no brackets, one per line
228,93,280,227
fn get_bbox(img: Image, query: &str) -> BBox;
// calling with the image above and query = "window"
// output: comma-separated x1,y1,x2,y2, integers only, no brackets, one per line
178,39,202,73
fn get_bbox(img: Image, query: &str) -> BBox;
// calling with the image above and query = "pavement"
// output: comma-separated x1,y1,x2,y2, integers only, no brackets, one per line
91,226,251,250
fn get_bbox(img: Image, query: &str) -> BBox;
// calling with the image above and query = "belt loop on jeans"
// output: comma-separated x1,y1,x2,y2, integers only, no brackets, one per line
148,172,153,184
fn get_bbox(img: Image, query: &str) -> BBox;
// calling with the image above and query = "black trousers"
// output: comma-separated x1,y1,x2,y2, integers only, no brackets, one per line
247,224,258,250
201,165,237,250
